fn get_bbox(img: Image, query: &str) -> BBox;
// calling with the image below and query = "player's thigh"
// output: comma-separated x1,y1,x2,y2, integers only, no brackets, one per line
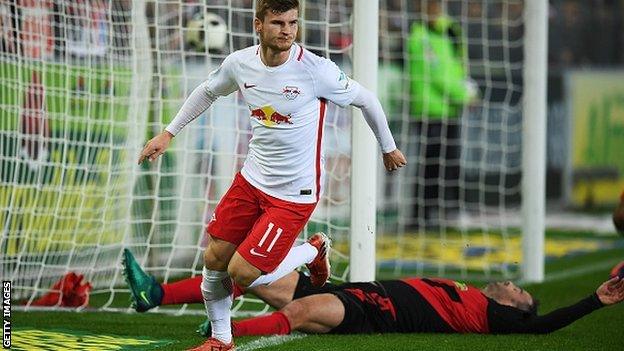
236,200,316,273
282,293,345,333
206,172,261,246
248,271,301,309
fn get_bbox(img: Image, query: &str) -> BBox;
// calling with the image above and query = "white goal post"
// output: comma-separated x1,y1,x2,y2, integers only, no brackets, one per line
521,0,548,283
350,0,379,282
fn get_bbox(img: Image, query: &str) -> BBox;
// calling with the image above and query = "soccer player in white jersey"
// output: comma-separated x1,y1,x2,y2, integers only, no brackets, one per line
138,1,406,349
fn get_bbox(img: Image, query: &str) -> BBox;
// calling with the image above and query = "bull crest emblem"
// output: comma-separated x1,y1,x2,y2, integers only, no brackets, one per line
282,86,300,100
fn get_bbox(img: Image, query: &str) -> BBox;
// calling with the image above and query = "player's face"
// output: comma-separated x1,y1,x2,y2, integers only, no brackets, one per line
255,9,298,52
484,281,534,310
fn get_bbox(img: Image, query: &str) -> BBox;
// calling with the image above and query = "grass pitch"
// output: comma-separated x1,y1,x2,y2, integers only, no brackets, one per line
12,237,624,350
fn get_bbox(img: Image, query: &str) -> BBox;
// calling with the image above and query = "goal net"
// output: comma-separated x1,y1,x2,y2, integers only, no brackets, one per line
376,0,526,281
0,0,152,307
2,0,530,315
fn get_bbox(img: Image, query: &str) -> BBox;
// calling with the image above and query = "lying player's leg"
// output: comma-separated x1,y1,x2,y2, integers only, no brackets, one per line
282,294,346,333
198,271,339,337
232,293,345,336
123,249,207,311
234,281,397,336
249,269,301,308
122,241,329,313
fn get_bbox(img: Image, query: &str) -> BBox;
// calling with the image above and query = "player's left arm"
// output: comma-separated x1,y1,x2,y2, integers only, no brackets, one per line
313,58,406,172
349,85,407,172
490,277,624,334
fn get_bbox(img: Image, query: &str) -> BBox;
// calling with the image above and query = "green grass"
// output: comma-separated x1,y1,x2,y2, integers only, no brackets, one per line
12,241,624,350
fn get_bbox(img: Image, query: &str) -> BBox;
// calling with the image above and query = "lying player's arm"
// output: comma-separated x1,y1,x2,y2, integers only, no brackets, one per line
490,277,624,334
349,86,407,171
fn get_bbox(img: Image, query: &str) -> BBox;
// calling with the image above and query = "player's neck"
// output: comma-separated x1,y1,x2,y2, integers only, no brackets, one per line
259,44,292,67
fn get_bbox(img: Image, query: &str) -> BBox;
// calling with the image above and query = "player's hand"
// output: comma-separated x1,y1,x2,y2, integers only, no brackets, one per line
138,131,174,164
596,276,624,305
383,149,407,172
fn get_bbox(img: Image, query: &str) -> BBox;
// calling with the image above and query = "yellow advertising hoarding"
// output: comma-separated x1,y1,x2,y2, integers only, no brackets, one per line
567,70,624,207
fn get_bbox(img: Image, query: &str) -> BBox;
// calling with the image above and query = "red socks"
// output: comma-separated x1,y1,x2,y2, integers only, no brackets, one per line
160,277,291,336
161,276,203,305
233,312,292,336
160,276,245,305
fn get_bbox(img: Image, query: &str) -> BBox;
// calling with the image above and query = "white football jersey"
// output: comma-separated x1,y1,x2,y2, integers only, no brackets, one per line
204,43,361,203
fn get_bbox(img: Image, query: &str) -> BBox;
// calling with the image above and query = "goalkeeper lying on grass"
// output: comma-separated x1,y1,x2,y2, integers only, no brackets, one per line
123,245,624,336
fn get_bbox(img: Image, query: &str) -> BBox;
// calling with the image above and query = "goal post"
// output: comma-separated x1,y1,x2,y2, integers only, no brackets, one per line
521,0,548,283
350,0,379,282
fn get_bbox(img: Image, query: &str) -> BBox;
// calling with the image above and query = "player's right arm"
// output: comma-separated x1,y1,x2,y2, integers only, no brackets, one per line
138,55,239,164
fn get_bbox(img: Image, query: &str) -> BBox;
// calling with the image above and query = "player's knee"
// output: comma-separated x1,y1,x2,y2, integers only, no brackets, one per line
227,260,260,288
227,266,257,288
203,244,230,271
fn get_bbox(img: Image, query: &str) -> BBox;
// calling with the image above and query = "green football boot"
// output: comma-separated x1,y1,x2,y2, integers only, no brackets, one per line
196,319,236,338
196,319,211,337
122,248,163,312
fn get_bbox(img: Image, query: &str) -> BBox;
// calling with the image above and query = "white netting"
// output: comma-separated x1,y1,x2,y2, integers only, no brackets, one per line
376,0,525,281
1,0,354,314
2,0,529,315
0,0,151,302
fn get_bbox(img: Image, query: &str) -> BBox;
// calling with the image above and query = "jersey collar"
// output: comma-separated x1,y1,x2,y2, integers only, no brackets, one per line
258,43,298,72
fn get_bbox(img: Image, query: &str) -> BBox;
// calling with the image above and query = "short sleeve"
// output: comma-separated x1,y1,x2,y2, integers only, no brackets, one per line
314,58,361,107
204,54,239,97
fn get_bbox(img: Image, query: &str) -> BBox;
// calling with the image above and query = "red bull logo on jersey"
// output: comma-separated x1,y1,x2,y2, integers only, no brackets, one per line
250,105,293,126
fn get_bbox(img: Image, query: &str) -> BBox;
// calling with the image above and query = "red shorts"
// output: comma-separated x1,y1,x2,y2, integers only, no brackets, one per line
207,172,317,273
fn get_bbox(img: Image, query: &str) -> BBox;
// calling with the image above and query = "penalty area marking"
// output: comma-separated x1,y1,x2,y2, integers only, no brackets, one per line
237,333,307,351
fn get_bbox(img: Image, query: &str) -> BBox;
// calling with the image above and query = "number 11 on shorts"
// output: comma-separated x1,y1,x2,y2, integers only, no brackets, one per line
250,222,283,257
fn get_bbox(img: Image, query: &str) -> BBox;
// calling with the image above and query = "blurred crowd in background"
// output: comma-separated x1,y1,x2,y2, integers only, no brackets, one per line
3,0,622,84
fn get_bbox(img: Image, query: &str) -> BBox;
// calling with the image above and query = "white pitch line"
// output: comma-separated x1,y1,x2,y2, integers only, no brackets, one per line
543,258,621,283
237,334,307,351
